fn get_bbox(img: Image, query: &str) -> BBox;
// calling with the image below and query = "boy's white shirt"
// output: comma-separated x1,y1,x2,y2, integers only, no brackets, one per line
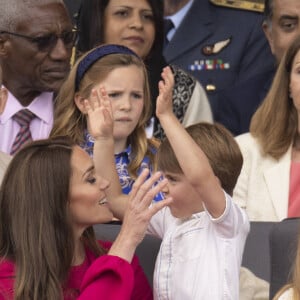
147,191,250,300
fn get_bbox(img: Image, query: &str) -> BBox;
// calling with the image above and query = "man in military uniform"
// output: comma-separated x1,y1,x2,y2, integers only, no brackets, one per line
215,0,300,135
163,0,275,115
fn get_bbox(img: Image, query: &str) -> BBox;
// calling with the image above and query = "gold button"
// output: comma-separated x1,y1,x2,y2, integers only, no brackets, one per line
206,84,216,91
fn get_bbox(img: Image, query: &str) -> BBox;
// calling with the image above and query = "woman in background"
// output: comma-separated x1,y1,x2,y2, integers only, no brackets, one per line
234,35,300,221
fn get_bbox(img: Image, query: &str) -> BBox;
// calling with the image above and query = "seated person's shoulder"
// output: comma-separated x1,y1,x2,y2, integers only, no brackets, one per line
235,133,261,157
169,64,206,95
210,0,264,18
170,64,196,84
235,132,255,145
235,129,264,147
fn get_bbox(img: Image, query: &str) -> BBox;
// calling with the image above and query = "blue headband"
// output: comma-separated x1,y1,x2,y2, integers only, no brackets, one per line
75,44,140,91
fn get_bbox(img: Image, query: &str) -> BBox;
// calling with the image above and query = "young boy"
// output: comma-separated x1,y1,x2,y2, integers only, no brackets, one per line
84,66,249,299
150,66,249,299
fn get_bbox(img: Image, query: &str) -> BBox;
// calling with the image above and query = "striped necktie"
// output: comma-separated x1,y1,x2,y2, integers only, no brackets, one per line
10,109,35,155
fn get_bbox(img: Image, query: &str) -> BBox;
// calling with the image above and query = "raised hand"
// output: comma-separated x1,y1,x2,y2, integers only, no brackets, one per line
84,87,113,140
156,66,175,119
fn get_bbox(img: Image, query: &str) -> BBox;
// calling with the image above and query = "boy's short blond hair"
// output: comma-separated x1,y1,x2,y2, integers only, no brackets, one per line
157,122,243,196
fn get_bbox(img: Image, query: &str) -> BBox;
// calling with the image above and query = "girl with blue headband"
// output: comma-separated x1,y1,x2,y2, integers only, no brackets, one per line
51,44,163,201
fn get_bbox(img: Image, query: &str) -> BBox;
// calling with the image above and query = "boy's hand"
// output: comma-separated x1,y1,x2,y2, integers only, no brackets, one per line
84,87,113,140
156,66,175,119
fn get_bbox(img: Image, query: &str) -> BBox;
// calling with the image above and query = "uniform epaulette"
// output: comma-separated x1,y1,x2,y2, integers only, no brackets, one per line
209,0,264,13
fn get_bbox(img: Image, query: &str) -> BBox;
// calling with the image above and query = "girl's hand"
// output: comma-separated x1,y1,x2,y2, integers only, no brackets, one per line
156,66,175,119
84,87,113,140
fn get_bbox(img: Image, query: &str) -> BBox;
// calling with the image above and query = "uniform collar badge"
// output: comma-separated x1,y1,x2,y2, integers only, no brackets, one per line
202,37,232,55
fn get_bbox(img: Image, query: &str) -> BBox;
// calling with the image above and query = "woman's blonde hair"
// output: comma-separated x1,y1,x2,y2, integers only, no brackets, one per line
51,45,157,179
250,36,300,159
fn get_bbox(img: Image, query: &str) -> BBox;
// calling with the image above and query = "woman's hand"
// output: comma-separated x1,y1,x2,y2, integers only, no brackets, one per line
108,169,172,262
84,87,113,140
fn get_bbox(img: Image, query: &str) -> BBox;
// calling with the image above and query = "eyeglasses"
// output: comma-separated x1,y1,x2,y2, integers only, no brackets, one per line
0,30,77,52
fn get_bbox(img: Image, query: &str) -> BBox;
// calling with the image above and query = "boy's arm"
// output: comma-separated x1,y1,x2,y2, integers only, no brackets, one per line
156,67,225,218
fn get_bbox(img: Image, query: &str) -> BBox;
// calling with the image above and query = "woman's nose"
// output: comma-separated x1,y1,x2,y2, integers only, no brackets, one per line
129,13,143,29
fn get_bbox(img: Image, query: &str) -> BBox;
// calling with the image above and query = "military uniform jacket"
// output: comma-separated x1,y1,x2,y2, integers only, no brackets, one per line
215,69,275,136
163,0,275,115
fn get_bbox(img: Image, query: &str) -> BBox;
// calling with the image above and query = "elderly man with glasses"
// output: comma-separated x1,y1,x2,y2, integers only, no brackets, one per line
0,0,75,155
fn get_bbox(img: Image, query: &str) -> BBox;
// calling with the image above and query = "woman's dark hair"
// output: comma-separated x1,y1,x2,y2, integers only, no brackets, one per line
76,0,164,59
0,137,105,299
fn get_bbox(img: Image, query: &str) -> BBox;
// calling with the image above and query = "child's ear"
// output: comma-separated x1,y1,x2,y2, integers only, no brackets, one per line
74,93,87,114
262,21,275,56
